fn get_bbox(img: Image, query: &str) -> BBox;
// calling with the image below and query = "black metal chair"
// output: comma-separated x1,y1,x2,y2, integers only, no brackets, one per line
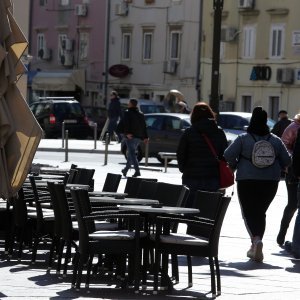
101,173,122,192
153,191,231,298
136,180,159,199
47,181,79,276
70,188,143,293
124,177,158,198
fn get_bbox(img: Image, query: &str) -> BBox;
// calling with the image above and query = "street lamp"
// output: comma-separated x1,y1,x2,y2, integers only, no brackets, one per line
210,0,224,114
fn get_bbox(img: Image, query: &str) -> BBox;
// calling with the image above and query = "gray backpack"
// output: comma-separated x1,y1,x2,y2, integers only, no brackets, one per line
251,134,276,168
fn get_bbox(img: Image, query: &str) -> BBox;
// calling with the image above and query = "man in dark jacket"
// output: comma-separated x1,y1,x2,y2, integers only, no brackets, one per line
107,91,122,143
121,99,148,177
285,128,300,258
271,110,292,138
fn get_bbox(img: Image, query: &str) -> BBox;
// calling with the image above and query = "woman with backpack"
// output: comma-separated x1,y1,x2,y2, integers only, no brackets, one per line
224,107,291,262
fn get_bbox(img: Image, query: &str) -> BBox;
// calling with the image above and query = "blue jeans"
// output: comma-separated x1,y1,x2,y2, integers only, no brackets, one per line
291,184,300,255
108,117,121,141
124,137,140,172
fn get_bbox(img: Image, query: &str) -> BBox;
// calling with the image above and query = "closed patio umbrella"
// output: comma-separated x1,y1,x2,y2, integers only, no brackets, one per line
0,0,43,198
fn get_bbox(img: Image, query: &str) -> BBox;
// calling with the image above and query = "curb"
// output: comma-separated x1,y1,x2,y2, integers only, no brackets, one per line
37,147,121,155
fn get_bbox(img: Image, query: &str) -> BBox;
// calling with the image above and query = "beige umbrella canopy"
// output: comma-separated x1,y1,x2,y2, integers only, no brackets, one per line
0,0,43,198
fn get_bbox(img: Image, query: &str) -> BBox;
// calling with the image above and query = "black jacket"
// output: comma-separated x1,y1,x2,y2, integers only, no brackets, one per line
108,97,122,119
176,118,228,179
271,117,292,138
123,107,148,140
293,127,300,177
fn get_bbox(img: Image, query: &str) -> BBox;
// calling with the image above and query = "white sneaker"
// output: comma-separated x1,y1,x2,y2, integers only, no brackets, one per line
247,240,263,262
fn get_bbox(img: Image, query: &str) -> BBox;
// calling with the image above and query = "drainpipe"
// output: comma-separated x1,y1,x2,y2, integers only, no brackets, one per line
103,0,111,107
195,0,203,102
210,0,224,114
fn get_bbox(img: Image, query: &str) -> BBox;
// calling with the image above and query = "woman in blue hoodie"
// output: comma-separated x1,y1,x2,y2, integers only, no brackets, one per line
224,107,291,262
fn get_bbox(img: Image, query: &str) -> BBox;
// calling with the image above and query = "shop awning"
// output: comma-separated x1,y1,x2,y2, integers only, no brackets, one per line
32,69,85,91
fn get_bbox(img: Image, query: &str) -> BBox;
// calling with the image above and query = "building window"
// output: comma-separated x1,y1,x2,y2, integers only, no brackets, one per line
122,32,131,60
242,26,256,58
39,0,47,6
241,95,252,112
37,33,45,56
58,34,67,61
60,0,69,5
269,96,279,120
79,32,89,60
143,31,153,61
170,30,181,60
270,24,285,59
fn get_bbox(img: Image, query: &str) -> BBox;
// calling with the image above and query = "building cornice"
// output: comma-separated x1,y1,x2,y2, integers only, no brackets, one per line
266,8,289,16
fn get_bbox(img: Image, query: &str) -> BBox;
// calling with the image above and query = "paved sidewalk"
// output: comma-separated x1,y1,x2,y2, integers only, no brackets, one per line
0,139,299,299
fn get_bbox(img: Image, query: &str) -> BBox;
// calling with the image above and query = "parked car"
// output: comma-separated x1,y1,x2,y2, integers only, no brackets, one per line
120,98,166,114
121,112,236,164
29,97,90,139
218,112,276,136
83,106,107,138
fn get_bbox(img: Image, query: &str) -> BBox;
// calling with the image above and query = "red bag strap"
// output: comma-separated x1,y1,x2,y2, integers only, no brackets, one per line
202,134,218,160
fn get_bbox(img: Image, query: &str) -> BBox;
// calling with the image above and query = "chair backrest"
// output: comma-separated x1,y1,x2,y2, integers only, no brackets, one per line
154,182,189,207
136,180,159,199
187,190,228,241
70,188,95,233
124,177,158,198
47,181,63,237
73,168,95,187
102,173,121,192
70,188,90,257
48,181,73,240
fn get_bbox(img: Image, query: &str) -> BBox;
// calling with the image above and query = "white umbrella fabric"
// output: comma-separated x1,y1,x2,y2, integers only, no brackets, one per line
0,0,43,198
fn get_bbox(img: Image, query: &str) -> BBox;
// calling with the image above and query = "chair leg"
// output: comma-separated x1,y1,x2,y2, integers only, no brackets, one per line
17,228,25,262
187,255,193,287
31,236,40,264
153,251,161,294
171,254,179,284
56,239,65,274
85,254,94,289
47,236,57,272
71,252,80,288
142,247,149,288
214,256,221,295
209,256,216,298
63,241,72,277
76,257,84,291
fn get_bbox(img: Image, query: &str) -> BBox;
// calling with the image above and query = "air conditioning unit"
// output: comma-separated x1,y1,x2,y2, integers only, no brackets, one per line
61,53,74,66
115,2,128,16
238,0,254,9
221,27,237,42
62,38,74,51
75,4,87,16
38,47,52,60
276,68,294,84
163,60,177,74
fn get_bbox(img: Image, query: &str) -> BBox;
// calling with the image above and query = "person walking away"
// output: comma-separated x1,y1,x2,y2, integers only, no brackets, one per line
107,91,122,143
284,127,300,258
276,113,300,245
224,107,291,262
271,110,292,138
121,98,148,178
176,102,228,208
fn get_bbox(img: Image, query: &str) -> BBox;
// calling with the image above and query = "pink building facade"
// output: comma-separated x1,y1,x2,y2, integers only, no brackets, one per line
29,0,107,107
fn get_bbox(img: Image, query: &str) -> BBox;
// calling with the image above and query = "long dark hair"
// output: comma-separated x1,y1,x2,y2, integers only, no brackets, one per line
190,102,215,125
247,106,270,136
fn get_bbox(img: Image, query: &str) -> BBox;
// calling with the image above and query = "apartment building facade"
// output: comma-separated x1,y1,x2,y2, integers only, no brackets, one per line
201,0,300,119
107,0,201,109
28,0,106,107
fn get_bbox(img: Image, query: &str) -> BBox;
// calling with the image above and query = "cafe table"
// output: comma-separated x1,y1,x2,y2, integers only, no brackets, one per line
88,191,128,198
119,204,199,289
89,196,159,206
119,205,199,215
